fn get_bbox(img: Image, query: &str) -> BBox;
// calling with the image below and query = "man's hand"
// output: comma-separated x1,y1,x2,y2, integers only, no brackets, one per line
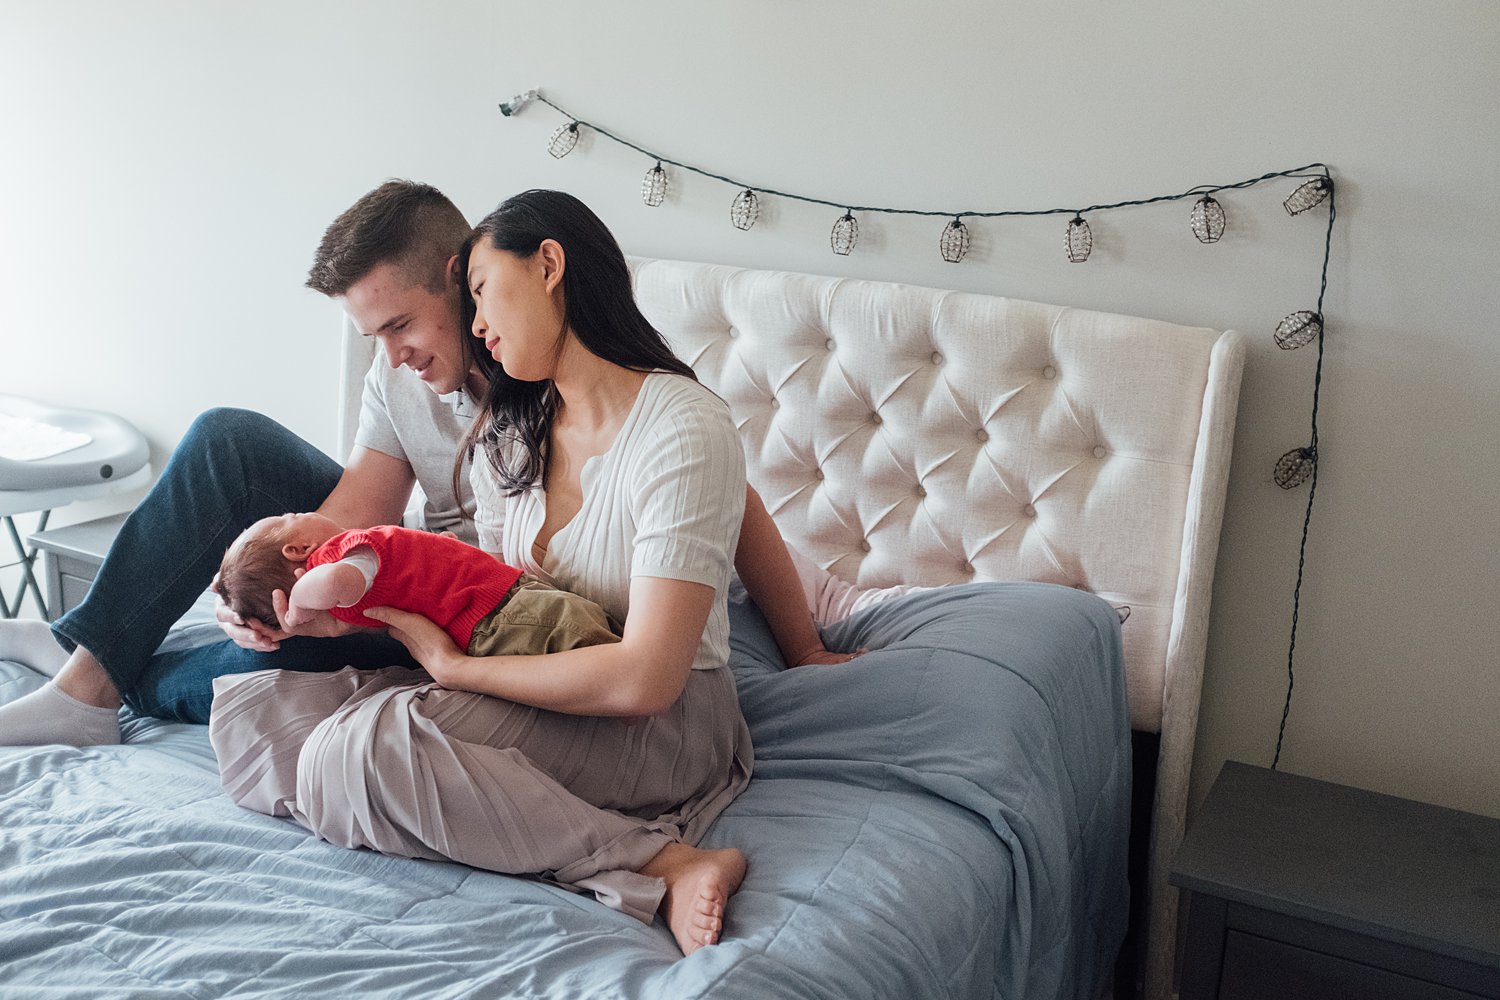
212,575,291,652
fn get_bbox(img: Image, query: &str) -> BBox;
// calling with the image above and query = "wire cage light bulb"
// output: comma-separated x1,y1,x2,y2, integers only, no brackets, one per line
940,217,971,263
831,210,859,256
1066,214,1092,263
1190,195,1227,243
547,122,580,159
1283,176,1332,216
1275,310,1322,350
731,189,760,231
641,162,668,207
1274,447,1316,489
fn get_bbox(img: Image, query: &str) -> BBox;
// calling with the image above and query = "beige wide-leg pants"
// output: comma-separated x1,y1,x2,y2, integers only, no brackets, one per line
208,665,753,924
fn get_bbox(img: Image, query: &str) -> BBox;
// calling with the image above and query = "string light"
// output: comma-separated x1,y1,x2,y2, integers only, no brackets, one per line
1191,195,1227,243
498,89,539,117
831,210,859,256
642,162,668,207
547,122,580,159
1284,177,1332,216
500,89,1339,773
1066,214,1092,263
1274,448,1316,490
1275,310,1322,350
731,189,760,231
940,217,971,263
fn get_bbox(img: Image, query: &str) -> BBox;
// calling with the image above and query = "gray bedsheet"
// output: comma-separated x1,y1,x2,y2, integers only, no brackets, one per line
0,582,1130,999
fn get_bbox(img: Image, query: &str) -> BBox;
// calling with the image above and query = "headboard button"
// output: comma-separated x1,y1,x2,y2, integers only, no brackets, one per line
770,398,781,410
859,540,871,553
1092,445,1107,459
1042,365,1057,380
727,327,738,339
813,468,824,481
825,338,835,351
930,351,944,366
962,561,975,574
1022,503,1037,518
913,484,926,498
975,429,989,442
870,412,882,425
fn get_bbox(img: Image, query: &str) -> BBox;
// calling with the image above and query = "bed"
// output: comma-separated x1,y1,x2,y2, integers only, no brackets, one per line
0,258,1244,999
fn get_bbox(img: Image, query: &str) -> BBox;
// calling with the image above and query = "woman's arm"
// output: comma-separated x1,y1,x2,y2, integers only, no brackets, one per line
736,486,856,667
367,575,712,716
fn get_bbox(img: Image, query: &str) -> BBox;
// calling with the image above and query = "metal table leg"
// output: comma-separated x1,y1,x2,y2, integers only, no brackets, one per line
1,510,50,620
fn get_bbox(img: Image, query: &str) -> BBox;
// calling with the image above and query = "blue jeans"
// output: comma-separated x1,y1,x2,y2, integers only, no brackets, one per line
50,408,418,724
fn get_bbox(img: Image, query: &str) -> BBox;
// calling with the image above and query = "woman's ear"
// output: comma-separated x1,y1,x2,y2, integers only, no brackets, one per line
538,239,566,294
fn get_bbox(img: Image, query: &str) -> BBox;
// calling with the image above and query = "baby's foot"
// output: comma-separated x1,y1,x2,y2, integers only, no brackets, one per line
644,843,747,956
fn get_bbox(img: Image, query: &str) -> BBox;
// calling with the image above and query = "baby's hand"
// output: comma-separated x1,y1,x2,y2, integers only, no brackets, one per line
273,589,354,637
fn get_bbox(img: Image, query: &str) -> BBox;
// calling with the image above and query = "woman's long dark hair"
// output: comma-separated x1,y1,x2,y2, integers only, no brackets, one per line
455,189,695,499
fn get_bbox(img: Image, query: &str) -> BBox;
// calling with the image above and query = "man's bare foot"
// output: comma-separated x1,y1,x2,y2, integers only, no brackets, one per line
640,842,747,956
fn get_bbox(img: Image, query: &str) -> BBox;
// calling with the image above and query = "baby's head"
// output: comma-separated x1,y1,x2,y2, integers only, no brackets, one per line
214,512,343,625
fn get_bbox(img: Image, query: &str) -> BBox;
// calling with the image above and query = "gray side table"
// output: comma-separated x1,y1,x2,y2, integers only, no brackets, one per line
1170,760,1500,999
26,512,129,619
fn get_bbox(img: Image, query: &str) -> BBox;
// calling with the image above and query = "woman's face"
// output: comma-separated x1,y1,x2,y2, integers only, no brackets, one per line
466,239,567,382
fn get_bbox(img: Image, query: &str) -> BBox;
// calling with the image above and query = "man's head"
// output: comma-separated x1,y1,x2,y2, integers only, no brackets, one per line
214,512,344,625
308,180,477,395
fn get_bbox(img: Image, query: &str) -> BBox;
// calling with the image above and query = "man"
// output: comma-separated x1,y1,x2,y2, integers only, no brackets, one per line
0,180,840,746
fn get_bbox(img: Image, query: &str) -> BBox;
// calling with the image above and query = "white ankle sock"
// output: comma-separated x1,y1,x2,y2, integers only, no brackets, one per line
0,620,68,677
0,681,121,747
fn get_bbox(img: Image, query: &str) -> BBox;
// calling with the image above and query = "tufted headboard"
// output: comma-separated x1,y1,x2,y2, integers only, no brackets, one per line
630,257,1244,1000
337,256,1244,1000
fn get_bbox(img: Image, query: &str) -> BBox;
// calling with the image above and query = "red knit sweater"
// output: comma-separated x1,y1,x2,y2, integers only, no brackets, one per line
306,525,523,650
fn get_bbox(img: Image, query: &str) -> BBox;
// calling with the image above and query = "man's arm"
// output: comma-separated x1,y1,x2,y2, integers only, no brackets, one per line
316,445,418,530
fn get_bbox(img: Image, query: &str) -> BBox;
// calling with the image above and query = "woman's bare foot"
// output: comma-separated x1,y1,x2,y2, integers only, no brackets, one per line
640,842,747,956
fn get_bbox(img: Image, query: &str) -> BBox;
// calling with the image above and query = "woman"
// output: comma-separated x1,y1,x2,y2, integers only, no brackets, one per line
212,190,773,956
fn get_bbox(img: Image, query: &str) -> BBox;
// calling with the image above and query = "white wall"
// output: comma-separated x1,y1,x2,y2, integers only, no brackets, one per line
3,1,1497,819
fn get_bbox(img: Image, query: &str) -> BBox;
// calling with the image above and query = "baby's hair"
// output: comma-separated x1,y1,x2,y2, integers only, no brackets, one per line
214,522,301,626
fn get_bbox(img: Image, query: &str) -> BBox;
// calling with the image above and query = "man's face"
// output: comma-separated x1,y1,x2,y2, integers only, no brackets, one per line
341,260,468,395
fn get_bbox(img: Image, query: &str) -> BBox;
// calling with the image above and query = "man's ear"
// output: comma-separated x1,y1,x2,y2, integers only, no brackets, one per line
538,239,566,294
446,253,461,286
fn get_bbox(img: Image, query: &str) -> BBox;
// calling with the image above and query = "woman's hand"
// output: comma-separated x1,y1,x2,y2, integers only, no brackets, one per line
785,643,867,668
364,606,467,686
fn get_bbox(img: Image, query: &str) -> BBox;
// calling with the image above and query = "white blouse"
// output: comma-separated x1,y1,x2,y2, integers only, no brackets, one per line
471,373,747,670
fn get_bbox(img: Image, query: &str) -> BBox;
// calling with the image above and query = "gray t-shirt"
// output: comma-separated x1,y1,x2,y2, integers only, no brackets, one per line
353,349,479,545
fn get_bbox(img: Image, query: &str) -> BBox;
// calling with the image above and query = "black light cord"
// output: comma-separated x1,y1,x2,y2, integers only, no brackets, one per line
532,94,1328,223
1272,178,1337,770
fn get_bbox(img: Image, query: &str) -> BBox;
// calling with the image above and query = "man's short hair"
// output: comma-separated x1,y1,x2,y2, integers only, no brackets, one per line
306,180,471,296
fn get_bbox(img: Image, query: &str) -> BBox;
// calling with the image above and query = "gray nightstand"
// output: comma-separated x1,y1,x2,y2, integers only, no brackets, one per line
26,512,128,619
1170,760,1500,1000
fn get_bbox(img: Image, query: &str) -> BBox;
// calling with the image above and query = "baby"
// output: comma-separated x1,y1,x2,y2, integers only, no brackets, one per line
214,513,619,658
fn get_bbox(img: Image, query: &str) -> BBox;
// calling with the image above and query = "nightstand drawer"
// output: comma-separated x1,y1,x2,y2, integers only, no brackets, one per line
1221,930,1484,1000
